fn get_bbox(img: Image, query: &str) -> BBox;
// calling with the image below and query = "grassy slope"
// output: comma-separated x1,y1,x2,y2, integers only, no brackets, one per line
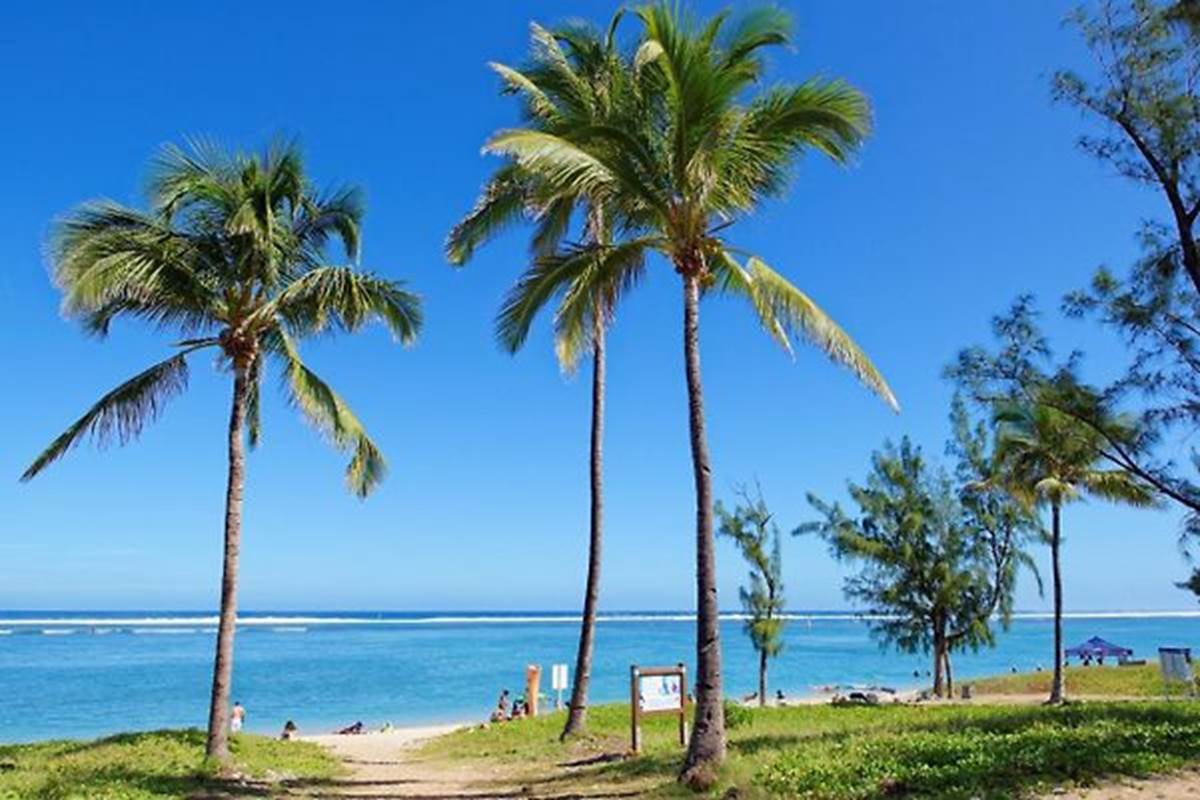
0,730,340,800
970,663,1189,697
423,700,1200,799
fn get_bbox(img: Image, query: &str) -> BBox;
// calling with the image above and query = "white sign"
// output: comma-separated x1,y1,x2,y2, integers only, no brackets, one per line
552,663,568,691
1160,648,1194,684
639,674,683,712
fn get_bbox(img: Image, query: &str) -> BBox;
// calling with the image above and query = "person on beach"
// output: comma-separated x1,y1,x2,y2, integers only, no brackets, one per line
230,702,245,733
281,720,297,741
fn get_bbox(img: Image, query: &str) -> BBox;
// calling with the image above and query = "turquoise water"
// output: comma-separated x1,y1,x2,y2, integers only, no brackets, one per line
0,611,1195,743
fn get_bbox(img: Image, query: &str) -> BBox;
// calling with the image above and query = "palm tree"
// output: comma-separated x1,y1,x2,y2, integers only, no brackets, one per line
484,4,898,779
993,395,1154,704
21,140,421,765
446,14,636,740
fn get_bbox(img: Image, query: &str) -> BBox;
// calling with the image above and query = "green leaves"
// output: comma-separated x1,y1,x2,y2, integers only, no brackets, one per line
20,344,210,481
269,330,388,498
992,390,1156,511
717,484,786,659
267,266,422,344
718,253,898,411
28,139,420,498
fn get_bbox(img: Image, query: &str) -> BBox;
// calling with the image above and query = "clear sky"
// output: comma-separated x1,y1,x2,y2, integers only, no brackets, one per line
0,1,1189,612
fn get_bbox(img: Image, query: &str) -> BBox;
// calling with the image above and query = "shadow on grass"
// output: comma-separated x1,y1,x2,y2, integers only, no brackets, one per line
753,702,1200,798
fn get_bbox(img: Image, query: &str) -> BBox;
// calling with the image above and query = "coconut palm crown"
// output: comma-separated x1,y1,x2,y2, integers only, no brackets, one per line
993,394,1155,704
483,3,900,407
23,140,420,491
22,139,422,763
480,3,898,779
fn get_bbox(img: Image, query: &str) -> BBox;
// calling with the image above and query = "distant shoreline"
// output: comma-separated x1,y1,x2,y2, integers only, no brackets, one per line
1,609,1198,628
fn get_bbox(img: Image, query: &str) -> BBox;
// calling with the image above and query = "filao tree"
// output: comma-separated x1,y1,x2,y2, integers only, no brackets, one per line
483,4,897,779
800,428,1036,698
716,485,785,707
1056,0,1200,584
22,141,421,764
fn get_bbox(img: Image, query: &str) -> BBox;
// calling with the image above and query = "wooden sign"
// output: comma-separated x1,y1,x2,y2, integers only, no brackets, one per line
630,663,689,753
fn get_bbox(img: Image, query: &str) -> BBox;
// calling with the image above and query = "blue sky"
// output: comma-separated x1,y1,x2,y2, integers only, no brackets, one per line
0,1,1189,612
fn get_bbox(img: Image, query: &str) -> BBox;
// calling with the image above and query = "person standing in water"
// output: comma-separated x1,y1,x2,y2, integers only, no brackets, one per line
230,702,246,733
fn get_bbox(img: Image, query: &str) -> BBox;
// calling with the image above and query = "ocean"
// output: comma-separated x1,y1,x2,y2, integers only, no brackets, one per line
0,611,1195,743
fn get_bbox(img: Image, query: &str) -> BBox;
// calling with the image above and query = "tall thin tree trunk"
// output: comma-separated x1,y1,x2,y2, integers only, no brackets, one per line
944,649,954,698
1048,502,1065,704
758,648,767,708
205,363,249,764
932,630,946,698
680,274,726,782
561,321,605,740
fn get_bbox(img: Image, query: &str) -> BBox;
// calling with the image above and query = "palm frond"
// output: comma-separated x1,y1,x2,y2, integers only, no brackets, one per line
295,186,364,262
246,352,263,449
446,164,533,265
1082,470,1158,507
483,129,619,204
265,267,423,343
52,201,219,336
268,330,387,498
21,344,210,481
490,62,561,123
553,239,652,370
717,253,898,411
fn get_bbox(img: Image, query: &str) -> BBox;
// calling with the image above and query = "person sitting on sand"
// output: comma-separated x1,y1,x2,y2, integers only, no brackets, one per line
336,721,365,735
510,699,526,720
775,689,786,706
281,720,298,741
497,688,510,715
230,702,246,733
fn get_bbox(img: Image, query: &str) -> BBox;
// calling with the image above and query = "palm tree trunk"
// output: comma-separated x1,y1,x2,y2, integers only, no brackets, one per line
680,274,726,782
1048,501,1065,704
944,649,954,698
758,648,767,708
561,322,605,740
205,363,249,764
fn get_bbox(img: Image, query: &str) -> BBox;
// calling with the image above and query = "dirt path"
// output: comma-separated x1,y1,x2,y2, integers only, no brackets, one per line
297,724,1200,799
295,728,642,799
300,726,501,798
1049,766,1200,799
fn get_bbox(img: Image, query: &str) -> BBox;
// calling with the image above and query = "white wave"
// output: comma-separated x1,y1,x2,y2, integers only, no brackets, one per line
42,629,76,635
0,630,11,635
132,628,197,635
1,609,1197,629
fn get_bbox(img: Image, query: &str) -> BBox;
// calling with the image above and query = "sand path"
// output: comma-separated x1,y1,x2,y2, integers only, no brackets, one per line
296,723,1200,799
299,726,495,798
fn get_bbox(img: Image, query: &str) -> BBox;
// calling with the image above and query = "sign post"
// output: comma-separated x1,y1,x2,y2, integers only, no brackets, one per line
525,664,542,717
630,663,688,754
1159,647,1196,700
552,663,569,710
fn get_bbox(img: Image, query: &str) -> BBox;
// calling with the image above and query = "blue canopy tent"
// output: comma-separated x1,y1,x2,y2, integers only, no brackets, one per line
1065,636,1134,664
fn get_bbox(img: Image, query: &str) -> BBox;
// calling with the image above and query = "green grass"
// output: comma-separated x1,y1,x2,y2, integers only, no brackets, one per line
970,663,1192,697
0,729,341,800
423,700,1200,798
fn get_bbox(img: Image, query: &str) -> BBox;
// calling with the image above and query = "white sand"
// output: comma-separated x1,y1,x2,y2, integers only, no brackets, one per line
303,722,463,754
